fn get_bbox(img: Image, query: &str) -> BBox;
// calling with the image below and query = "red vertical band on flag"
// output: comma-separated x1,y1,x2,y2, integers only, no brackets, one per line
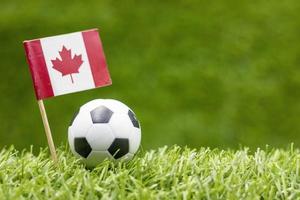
82,29,112,87
23,40,54,100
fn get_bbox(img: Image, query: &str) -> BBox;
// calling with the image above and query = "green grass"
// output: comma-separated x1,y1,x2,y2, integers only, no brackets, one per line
0,145,299,199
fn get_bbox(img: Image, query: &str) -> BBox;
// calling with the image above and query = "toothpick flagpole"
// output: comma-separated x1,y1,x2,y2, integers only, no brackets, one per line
37,100,58,163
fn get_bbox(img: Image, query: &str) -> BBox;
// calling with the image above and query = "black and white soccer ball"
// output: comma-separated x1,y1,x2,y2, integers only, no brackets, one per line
68,99,141,167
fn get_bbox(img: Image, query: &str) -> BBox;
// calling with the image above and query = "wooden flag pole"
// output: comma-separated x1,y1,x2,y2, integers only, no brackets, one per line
37,100,58,163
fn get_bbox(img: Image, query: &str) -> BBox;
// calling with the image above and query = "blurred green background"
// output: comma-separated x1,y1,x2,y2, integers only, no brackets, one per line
0,0,300,151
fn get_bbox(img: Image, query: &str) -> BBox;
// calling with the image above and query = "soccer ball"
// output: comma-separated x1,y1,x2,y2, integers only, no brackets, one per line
68,99,141,167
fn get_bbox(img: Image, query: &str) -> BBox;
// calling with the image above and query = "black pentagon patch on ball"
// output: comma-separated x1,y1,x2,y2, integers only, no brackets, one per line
128,110,140,128
108,138,129,159
90,106,113,123
74,137,92,158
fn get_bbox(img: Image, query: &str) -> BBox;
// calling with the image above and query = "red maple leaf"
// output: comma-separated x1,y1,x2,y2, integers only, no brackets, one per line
51,46,83,83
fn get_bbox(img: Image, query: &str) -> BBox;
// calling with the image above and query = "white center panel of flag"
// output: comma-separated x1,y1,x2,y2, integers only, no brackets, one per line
40,32,95,96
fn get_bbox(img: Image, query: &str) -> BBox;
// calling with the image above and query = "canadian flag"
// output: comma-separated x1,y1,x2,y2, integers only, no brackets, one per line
23,29,111,100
